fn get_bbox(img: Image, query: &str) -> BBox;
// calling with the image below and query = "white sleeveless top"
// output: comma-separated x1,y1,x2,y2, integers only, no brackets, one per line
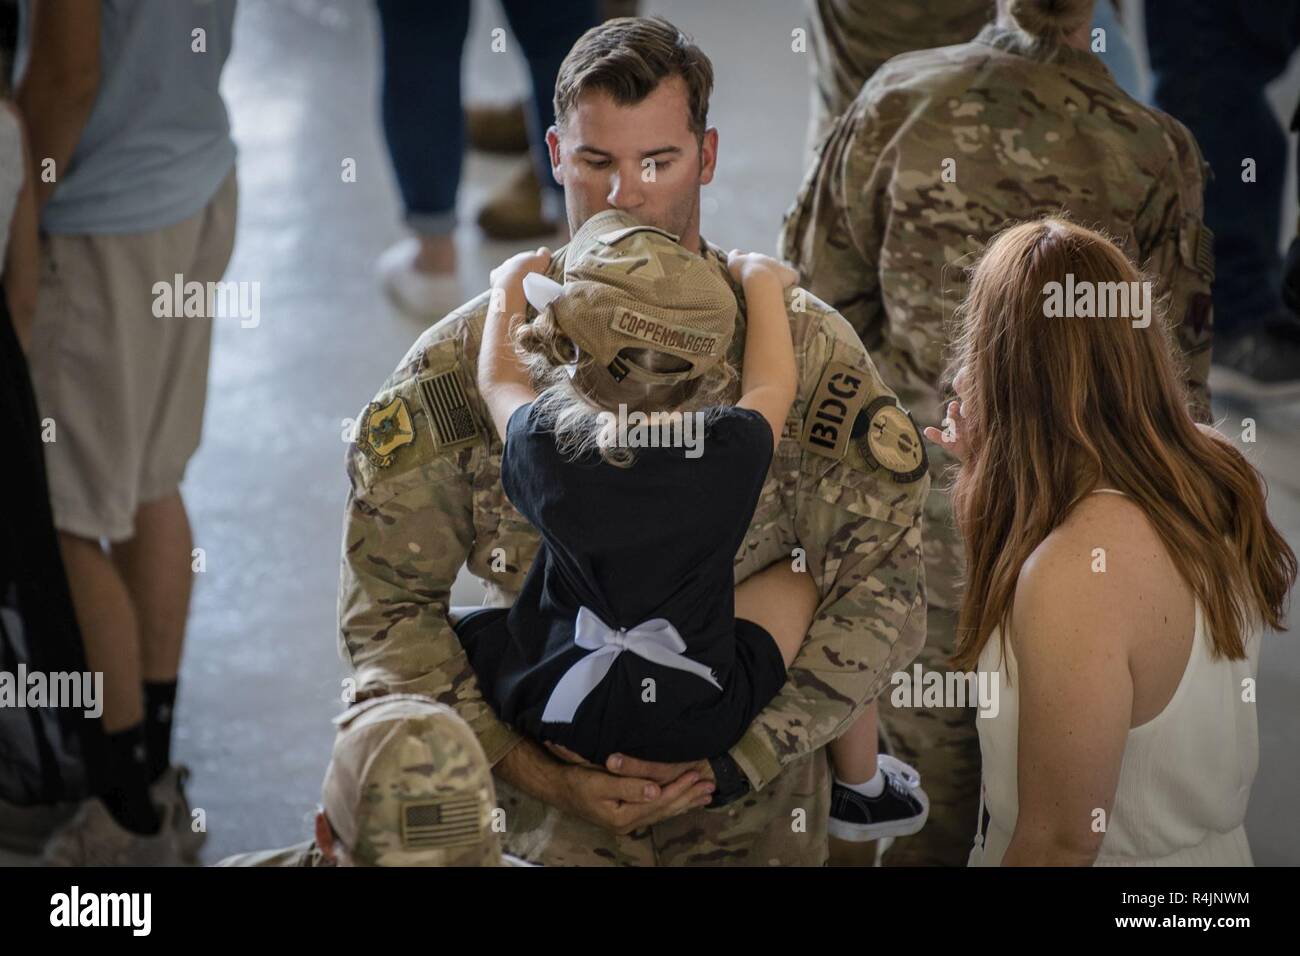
968,490,1262,866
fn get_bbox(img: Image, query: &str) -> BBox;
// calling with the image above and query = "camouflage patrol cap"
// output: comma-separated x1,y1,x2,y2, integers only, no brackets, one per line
320,694,504,867
552,208,738,386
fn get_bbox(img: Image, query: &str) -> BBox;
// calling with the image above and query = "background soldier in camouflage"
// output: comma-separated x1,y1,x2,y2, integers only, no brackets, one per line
217,695,529,867
338,16,929,866
803,1,1145,159
781,0,1214,865
804,0,993,157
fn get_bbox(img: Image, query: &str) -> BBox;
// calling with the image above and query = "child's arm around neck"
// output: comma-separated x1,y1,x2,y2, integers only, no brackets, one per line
729,251,800,451
478,248,551,442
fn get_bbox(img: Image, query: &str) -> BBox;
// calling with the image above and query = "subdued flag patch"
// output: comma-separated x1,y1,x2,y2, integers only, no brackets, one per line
401,797,483,849
417,367,479,451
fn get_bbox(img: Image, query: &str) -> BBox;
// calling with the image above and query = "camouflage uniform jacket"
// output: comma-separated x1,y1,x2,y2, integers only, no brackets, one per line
804,0,994,151
337,239,929,865
781,22,1214,607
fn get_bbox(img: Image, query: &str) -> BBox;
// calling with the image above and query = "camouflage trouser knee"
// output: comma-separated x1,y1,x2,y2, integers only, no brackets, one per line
877,605,980,866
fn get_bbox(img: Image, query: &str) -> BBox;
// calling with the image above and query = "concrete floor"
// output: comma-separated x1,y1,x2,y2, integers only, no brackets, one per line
7,0,1299,865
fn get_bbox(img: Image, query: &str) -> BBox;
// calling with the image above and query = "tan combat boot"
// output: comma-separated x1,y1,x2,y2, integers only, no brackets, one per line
465,100,529,154
476,159,562,241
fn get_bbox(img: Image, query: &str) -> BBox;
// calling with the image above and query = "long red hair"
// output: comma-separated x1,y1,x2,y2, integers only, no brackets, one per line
950,218,1295,670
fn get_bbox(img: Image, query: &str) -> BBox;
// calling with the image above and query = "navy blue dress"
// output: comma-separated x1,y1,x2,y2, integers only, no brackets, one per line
457,401,787,764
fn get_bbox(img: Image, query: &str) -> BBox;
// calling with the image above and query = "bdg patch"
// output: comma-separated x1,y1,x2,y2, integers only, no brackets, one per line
360,397,415,468
853,397,927,483
416,366,480,452
800,360,871,459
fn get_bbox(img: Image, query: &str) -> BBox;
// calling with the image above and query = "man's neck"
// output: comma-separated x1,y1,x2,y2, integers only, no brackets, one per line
678,224,704,256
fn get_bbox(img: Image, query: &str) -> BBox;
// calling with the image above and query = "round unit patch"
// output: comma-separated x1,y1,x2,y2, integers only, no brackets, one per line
854,397,928,483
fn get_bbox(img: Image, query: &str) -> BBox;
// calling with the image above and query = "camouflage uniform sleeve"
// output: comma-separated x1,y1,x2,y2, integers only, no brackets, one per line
1137,114,1215,424
730,306,929,791
337,348,522,766
779,92,893,351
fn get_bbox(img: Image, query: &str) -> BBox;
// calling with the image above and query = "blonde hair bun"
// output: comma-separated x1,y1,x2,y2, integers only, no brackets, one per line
1008,0,1094,36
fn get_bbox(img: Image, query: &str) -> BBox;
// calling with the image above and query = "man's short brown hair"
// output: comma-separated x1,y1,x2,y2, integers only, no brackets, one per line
553,16,714,140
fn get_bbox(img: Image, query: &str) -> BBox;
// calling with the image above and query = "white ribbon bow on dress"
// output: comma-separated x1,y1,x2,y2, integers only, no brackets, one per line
540,606,723,724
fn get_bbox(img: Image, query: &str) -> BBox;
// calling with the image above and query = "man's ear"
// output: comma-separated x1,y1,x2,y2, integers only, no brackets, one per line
698,127,719,186
314,809,338,864
546,126,563,185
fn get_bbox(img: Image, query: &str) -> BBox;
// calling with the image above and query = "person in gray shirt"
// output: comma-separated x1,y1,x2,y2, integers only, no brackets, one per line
13,0,238,866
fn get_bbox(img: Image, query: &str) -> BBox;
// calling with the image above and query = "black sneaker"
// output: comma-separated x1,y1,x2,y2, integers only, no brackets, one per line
828,755,929,842
1212,313,1300,402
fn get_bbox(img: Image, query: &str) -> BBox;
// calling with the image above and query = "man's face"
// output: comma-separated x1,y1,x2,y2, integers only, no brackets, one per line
547,75,718,253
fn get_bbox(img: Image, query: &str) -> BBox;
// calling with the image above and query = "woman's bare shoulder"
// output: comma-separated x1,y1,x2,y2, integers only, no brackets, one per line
1013,492,1172,652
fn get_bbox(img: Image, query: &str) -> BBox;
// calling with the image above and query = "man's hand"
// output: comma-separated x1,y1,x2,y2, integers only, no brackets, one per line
602,752,716,785
546,743,718,787
497,738,716,837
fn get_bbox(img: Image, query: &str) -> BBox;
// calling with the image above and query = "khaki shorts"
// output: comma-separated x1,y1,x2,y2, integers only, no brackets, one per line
29,170,238,542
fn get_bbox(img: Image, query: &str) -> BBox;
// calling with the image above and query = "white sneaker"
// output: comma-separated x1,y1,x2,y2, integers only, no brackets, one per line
376,239,464,320
41,797,183,867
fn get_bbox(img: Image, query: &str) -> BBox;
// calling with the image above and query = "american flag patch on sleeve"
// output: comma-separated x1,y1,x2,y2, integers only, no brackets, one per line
416,367,480,451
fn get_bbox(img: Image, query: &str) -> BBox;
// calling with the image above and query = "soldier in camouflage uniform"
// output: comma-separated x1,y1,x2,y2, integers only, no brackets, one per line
780,0,1215,865
803,1,1144,159
339,263,929,865
217,695,530,866
337,15,931,867
804,0,994,157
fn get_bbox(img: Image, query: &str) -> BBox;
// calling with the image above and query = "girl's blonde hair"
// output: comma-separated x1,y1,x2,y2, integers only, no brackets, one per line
513,304,738,467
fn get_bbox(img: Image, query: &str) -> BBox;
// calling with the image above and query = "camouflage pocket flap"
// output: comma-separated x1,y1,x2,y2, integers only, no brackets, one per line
807,465,924,529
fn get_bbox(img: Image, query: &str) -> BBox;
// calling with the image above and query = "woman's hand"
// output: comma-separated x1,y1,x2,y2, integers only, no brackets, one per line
924,366,973,462
489,246,552,294
923,399,972,463
727,250,799,289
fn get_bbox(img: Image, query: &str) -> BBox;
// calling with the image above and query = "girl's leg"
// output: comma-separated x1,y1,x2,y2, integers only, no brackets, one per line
734,561,880,787
828,701,878,785
733,560,820,668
